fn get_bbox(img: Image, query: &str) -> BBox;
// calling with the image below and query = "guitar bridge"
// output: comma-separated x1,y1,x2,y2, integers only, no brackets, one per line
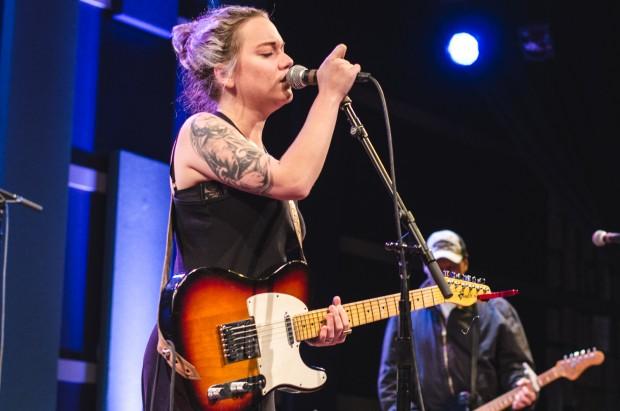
218,318,260,363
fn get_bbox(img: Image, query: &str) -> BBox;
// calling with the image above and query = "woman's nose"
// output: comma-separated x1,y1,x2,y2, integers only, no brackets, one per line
281,52,294,69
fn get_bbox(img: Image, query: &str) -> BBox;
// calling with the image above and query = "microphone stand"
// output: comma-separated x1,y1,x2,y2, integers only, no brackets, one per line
339,96,452,411
0,188,44,212
0,188,43,389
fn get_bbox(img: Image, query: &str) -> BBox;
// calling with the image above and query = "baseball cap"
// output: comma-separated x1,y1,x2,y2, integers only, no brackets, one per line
427,229,468,264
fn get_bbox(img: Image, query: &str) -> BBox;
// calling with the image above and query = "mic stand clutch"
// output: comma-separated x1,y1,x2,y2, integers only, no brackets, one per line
340,95,451,411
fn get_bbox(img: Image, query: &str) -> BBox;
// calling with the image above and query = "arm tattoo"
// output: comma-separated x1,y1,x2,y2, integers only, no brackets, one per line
190,115,273,195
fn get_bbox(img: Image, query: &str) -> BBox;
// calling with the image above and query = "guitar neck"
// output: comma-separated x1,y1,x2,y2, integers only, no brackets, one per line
293,285,445,341
474,366,560,411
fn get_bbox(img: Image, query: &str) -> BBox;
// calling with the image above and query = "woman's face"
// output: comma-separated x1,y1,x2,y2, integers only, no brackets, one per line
230,16,294,114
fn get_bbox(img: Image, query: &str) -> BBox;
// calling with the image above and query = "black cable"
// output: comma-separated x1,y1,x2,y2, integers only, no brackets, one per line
167,339,177,411
368,76,426,411
0,198,8,391
148,341,162,411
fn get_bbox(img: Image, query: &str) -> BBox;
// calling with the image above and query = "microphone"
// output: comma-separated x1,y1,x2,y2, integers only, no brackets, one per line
592,230,620,246
286,65,371,90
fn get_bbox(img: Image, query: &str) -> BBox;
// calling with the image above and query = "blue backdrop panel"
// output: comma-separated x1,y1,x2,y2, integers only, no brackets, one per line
0,0,77,409
96,15,176,163
73,2,103,153
99,150,168,411
61,187,106,360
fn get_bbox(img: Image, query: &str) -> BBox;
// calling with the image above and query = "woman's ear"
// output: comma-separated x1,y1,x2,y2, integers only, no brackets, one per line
214,64,234,89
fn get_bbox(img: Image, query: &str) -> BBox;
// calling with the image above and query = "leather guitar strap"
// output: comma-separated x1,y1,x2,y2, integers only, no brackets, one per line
156,197,200,380
287,200,306,262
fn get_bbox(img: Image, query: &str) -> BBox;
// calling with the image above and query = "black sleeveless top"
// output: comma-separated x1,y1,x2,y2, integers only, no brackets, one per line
171,112,304,279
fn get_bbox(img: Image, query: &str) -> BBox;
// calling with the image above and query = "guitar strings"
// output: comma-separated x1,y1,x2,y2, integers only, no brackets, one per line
209,285,485,359
226,287,444,336
219,288,450,346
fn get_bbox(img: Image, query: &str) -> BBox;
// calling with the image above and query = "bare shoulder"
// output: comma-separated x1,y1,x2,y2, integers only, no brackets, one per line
177,112,235,143
186,112,236,139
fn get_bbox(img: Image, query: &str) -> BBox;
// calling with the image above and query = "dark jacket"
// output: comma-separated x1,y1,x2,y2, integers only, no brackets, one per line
377,297,534,411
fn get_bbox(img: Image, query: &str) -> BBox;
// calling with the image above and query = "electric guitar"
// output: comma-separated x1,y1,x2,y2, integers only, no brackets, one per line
473,349,605,411
158,260,491,410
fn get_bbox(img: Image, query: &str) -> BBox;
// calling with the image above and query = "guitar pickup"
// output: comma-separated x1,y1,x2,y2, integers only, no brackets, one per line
218,318,261,363
207,376,266,401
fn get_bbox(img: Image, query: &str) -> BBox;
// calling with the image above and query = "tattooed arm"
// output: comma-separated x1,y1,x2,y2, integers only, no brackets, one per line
178,94,348,199
179,94,343,200
178,99,335,200
189,114,273,195
176,45,359,199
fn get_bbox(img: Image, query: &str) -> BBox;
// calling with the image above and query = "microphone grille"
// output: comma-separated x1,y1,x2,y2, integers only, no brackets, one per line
286,65,308,90
592,230,607,247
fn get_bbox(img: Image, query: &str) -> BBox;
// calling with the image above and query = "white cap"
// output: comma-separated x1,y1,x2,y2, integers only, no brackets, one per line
427,229,468,264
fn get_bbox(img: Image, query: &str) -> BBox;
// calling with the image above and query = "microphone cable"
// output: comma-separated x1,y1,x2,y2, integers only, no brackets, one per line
168,339,177,411
147,339,178,411
0,198,9,391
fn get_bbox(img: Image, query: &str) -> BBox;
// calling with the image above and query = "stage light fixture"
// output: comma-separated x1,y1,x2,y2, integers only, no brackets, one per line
447,32,479,66
518,24,554,61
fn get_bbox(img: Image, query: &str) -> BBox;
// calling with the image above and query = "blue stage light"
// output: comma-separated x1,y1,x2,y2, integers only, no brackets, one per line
447,32,479,66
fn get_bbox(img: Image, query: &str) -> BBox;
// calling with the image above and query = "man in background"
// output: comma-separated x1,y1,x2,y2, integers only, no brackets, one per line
378,229,538,410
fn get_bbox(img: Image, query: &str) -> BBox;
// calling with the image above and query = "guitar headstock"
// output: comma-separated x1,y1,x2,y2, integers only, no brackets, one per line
556,348,605,380
443,272,491,307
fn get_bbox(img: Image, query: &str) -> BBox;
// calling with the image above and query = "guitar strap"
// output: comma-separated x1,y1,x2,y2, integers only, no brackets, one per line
156,197,200,379
287,200,306,262
469,304,480,408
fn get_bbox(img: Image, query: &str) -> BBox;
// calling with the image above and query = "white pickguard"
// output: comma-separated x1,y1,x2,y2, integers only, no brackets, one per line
246,293,327,395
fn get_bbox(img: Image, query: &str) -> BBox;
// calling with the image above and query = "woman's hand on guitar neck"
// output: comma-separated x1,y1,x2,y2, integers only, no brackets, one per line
307,296,351,347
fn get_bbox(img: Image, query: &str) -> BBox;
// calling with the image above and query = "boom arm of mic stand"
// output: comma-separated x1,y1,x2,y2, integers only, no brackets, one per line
0,188,43,211
340,96,452,298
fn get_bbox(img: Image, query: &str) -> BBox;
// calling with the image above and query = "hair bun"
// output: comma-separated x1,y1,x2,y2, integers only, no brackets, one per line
172,22,196,70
